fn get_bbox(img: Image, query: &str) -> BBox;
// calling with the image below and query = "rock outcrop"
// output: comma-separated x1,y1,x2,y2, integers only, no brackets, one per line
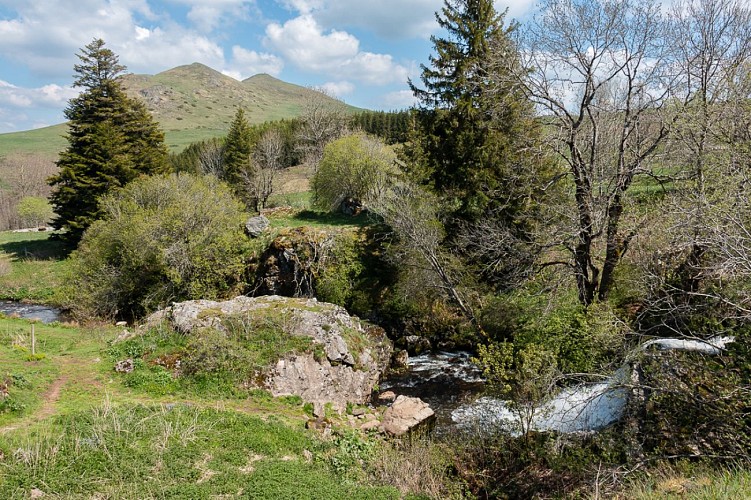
252,228,333,297
144,295,392,406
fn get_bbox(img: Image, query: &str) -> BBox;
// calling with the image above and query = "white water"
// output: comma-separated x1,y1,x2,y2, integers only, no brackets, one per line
451,335,733,434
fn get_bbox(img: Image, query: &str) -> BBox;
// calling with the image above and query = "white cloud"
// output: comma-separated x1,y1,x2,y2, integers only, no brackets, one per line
281,0,436,39
320,81,355,97
227,46,284,79
0,0,229,78
381,89,417,109
0,80,77,109
166,0,255,32
265,15,409,85
135,26,151,41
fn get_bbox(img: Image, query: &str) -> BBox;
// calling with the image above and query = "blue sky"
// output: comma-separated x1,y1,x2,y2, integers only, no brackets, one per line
0,0,537,133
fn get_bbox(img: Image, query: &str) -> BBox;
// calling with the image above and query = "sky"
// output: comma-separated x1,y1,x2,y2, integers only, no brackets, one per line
0,0,537,134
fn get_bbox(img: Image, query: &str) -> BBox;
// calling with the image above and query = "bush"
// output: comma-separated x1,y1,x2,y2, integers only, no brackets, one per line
481,291,625,374
16,196,53,228
67,174,250,320
312,132,397,213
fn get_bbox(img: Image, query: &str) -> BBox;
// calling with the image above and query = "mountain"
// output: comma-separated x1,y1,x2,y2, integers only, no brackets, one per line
0,63,360,158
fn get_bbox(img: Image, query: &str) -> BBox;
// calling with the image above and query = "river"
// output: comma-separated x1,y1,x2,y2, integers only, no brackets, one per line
0,300,67,323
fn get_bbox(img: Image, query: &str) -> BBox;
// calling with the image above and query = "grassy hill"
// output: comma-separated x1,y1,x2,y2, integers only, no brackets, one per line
0,63,360,158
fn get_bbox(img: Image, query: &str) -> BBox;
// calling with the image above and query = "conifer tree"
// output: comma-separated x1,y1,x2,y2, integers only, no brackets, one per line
406,0,539,222
49,38,168,247
222,107,253,187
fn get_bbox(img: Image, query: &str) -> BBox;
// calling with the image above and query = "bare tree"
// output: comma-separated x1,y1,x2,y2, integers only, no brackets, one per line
295,90,347,170
519,0,679,305
371,181,478,326
635,0,751,331
241,129,285,212
196,138,225,178
0,153,57,230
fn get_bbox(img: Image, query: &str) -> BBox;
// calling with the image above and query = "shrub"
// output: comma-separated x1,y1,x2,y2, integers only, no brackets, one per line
16,196,53,228
67,174,250,320
312,132,397,213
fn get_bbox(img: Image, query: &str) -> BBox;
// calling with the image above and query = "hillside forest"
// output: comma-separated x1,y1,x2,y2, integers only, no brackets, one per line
2,0,751,497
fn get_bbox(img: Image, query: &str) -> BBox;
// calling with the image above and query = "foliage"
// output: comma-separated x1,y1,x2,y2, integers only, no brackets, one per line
67,173,249,320
477,341,559,435
350,110,411,144
314,231,367,308
0,403,399,499
312,132,398,213
48,39,168,248
169,137,224,176
406,0,541,223
481,291,626,374
16,196,53,228
221,107,253,186
634,331,751,461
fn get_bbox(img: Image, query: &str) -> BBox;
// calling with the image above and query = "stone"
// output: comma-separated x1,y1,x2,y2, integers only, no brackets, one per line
245,215,270,238
401,335,432,356
115,321,127,327
360,420,381,432
114,358,134,373
351,407,366,417
142,295,393,407
377,391,397,403
30,488,45,498
381,395,435,437
252,227,326,297
313,401,325,418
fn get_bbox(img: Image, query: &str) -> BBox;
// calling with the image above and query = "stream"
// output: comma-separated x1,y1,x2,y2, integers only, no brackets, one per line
380,335,735,435
0,300,67,324
380,351,485,431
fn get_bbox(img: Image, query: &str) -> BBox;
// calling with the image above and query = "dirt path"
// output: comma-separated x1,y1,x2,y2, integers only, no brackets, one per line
0,375,69,434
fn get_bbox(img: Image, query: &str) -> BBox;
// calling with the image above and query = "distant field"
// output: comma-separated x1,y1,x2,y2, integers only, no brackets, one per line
0,124,68,159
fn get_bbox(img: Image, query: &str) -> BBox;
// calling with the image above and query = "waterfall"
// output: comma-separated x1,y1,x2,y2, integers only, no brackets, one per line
451,335,734,434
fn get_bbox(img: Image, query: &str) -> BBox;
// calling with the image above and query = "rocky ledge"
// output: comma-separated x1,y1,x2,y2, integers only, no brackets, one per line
145,295,393,408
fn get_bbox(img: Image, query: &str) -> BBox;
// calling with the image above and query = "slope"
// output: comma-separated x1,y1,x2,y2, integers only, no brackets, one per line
0,62,361,158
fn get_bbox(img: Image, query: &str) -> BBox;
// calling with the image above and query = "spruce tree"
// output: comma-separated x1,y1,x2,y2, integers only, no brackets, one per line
222,107,253,187
406,0,538,222
49,38,168,247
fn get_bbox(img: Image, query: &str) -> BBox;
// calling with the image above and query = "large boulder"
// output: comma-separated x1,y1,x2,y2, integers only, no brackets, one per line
381,395,435,436
144,295,392,406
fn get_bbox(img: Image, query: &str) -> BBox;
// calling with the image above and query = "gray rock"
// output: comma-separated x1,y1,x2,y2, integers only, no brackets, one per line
360,420,380,432
114,359,134,373
143,295,393,407
377,391,397,403
245,215,270,238
392,349,409,369
381,395,435,437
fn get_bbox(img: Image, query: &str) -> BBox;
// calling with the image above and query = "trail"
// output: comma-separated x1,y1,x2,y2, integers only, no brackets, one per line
0,375,68,434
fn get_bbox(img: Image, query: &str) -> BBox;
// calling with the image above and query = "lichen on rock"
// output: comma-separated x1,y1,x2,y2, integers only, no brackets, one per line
143,295,392,406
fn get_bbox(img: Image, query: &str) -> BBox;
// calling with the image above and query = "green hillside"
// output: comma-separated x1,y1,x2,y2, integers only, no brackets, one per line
0,63,360,158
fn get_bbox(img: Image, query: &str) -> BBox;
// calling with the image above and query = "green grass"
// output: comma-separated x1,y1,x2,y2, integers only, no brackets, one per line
0,125,67,160
266,209,372,230
0,313,407,498
624,464,751,499
266,191,313,210
0,403,399,499
0,231,69,305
